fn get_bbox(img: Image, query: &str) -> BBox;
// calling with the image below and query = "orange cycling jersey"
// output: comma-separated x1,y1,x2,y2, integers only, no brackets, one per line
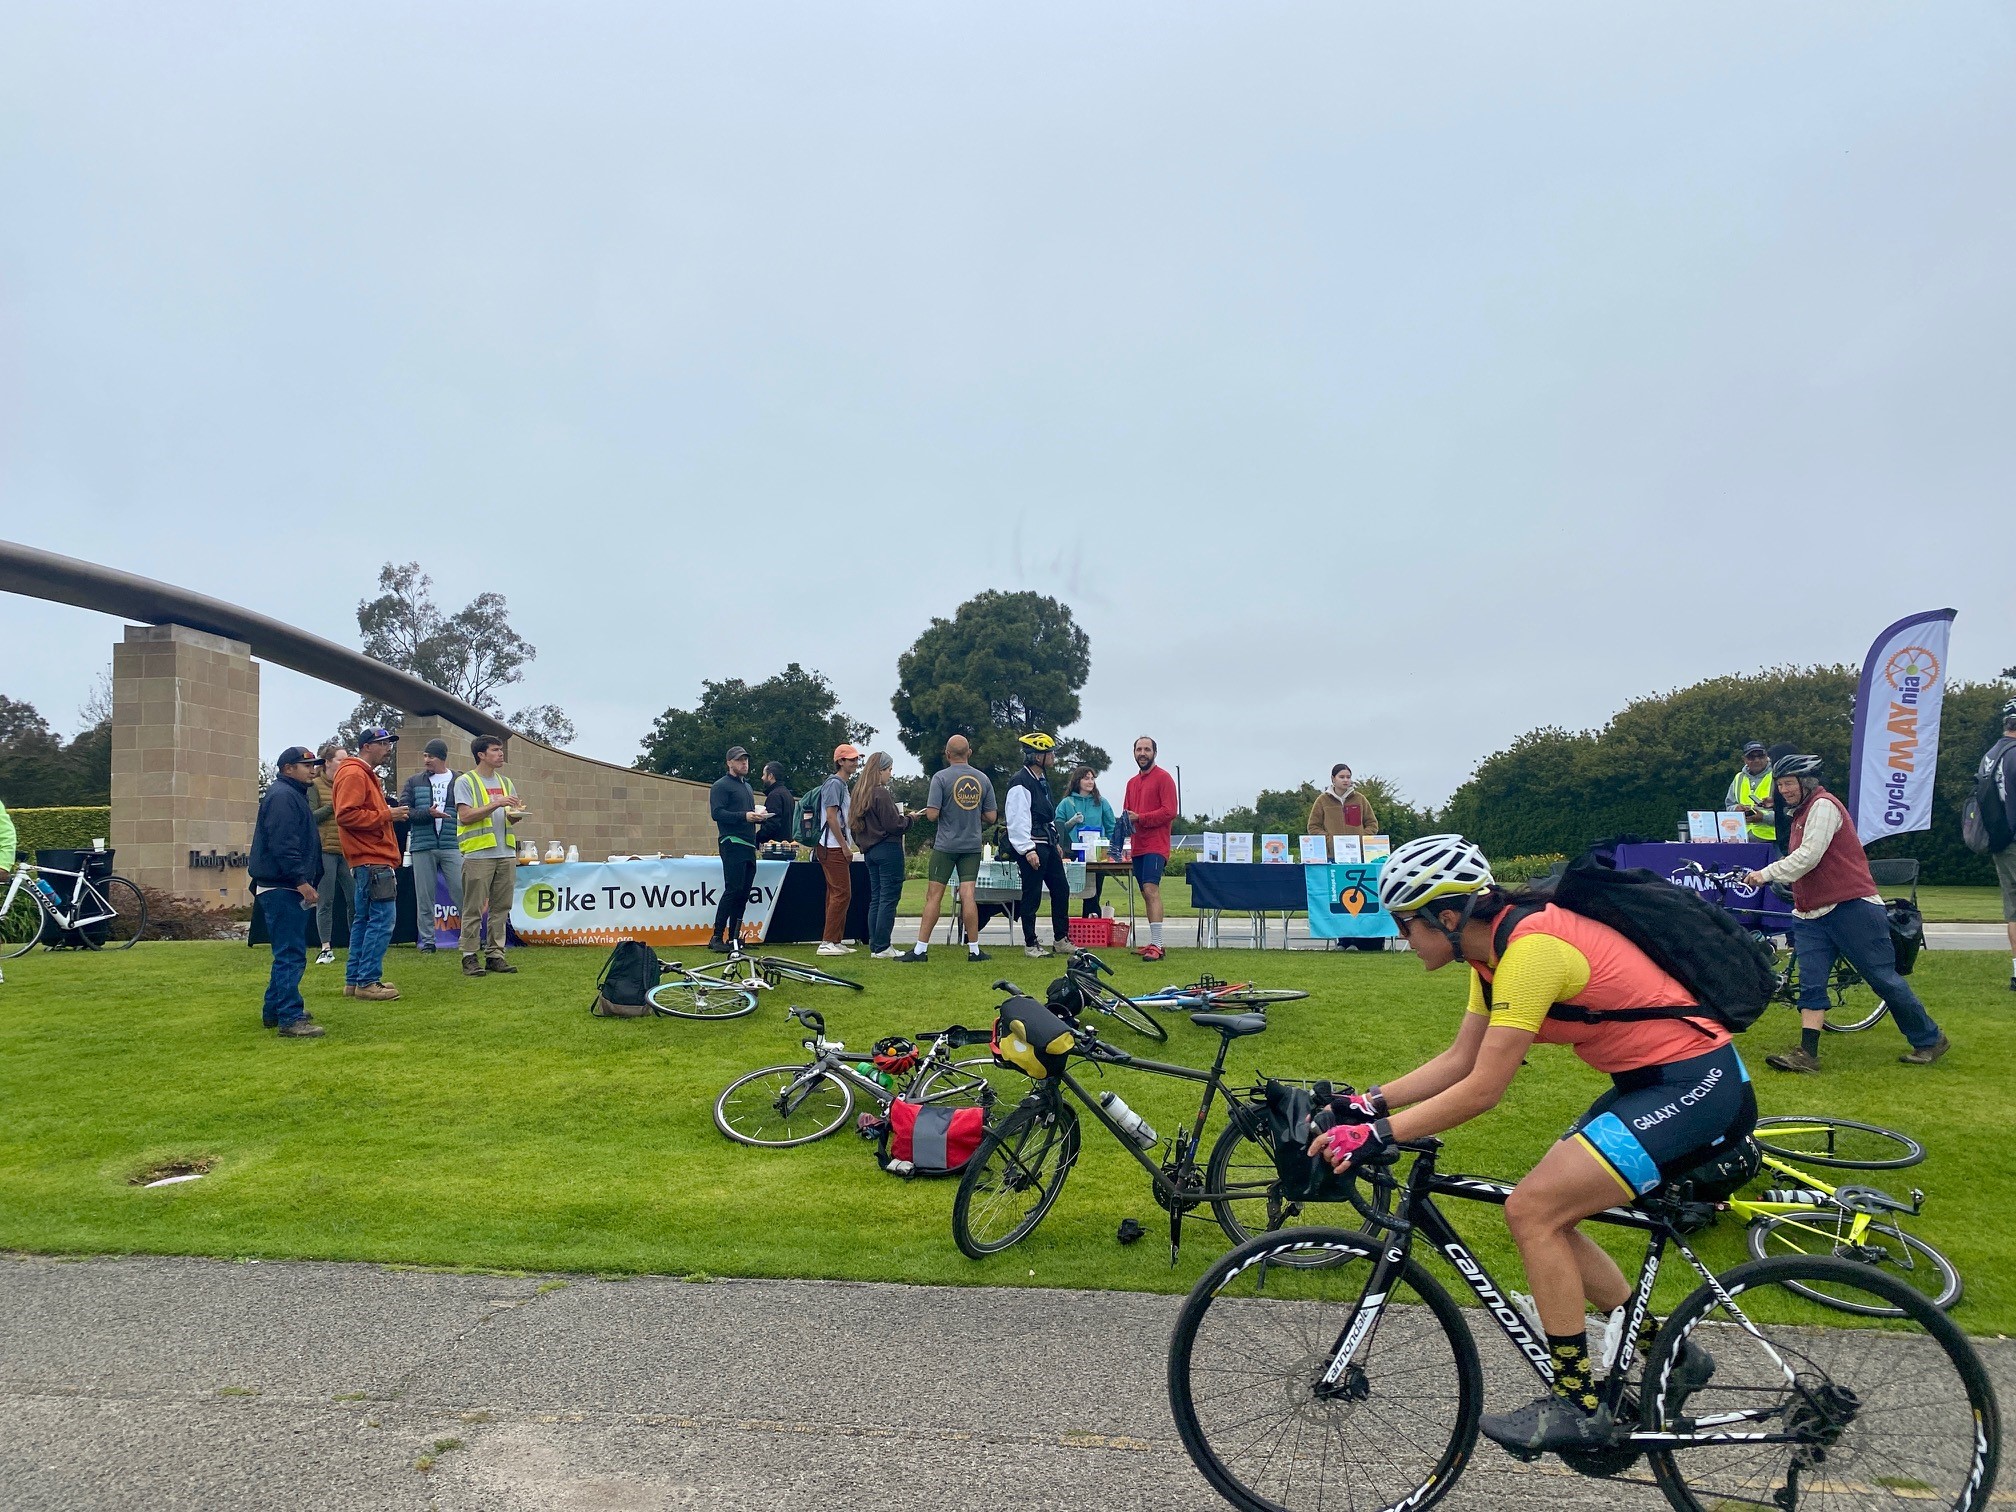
1465,904,1729,1074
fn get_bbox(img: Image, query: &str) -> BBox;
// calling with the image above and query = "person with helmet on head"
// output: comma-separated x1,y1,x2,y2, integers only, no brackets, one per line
1006,731,1073,958
1310,833,1752,1456
1743,753,1949,1072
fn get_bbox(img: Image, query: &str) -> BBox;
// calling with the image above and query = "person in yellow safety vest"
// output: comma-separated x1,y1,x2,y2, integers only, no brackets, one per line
1725,741,1776,844
453,734,528,978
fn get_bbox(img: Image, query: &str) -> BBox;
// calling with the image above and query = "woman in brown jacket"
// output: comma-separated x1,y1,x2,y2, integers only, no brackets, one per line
850,752,912,958
1307,763,1378,843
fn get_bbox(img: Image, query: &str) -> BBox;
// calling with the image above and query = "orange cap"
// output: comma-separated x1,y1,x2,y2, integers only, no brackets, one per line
833,743,863,762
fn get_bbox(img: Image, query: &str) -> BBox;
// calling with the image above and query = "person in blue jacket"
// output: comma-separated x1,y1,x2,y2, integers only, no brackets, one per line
1055,765,1117,919
249,747,328,1037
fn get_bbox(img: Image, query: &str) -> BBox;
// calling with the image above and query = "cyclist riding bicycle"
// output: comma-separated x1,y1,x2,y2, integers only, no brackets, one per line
1311,832,1755,1456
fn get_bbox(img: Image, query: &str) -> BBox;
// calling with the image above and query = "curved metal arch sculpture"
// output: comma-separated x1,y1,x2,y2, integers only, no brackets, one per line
0,536,505,734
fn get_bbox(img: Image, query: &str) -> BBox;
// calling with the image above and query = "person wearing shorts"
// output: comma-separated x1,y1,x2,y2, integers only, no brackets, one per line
898,735,997,964
1122,735,1177,960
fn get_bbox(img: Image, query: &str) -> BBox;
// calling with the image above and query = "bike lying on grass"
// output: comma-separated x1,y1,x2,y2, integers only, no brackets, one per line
951,980,1335,1262
647,943,863,1020
1169,1135,2001,1512
714,1008,1017,1147
1047,950,1314,1046
0,856,148,957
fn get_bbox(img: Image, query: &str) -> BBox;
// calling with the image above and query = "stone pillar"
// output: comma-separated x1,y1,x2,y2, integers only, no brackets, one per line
108,624,260,903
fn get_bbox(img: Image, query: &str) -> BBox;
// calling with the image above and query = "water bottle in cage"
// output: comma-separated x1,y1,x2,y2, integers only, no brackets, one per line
1762,1188,1830,1206
1100,1091,1157,1149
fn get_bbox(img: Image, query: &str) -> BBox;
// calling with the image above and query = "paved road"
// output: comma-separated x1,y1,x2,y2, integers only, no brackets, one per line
5,1254,2009,1511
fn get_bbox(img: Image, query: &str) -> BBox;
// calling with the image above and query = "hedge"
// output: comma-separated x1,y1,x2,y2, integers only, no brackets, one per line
9,806,113,856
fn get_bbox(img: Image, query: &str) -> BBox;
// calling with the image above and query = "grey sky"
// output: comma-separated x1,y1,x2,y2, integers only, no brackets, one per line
3,3,2011,815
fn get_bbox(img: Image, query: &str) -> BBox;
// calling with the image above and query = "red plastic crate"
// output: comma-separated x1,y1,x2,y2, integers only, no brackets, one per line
1067,917,1130,948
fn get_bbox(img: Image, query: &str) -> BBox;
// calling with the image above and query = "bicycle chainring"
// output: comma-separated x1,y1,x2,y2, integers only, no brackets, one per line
1154,1164,1206,1215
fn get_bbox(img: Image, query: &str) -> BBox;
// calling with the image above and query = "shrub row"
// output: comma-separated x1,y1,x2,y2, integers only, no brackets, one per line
9,806,112,857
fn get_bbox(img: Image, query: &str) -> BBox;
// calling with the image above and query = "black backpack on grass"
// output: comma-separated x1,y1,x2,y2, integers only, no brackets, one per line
590,940,664,1018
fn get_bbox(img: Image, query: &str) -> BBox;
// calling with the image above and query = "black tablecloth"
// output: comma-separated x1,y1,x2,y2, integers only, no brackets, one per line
1186,863,1308,911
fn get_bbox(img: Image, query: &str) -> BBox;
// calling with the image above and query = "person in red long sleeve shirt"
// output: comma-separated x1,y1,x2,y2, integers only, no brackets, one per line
1122,735,1178,960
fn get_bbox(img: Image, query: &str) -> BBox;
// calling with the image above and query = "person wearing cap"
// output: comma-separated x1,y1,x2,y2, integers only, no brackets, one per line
454,734,526,977
816,744,862,956
708,745,767,953
398,738,463,954
1724,742,1776,844
249,747,328,1036
333,726,410,1001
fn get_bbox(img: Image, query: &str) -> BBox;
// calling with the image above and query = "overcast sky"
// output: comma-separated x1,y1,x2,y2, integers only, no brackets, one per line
3,3,2011,815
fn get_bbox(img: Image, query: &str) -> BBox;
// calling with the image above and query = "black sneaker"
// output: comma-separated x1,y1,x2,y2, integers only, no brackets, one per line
706,937,732,954
276,1018,326,1039
893,950,931,964
1479,1393,1616,1456
966,949,992,962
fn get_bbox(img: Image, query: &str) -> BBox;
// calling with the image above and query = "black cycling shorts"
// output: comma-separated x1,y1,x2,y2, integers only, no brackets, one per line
1565,1043,1757,1198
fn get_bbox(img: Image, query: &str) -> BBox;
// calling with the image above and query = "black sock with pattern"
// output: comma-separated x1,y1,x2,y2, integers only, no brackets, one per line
1548,1332,1599,1412
1634,1311,1661,1359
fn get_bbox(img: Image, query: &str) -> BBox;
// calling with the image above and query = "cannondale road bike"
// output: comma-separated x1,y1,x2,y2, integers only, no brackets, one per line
1169,1136,2001,1512
0,857,148,957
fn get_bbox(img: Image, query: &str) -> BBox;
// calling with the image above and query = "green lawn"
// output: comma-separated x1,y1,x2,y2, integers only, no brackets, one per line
3,942,2012,1329
898,873,1209,918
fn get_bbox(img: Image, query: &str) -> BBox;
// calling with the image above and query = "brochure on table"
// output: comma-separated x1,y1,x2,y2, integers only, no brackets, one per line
1361,835,1391,862
1223,832,1254,863
1686,811,1720,844
1260,834,1290,864
1298,834,1328,864
1716,811,1749,844
1331,835,1363,864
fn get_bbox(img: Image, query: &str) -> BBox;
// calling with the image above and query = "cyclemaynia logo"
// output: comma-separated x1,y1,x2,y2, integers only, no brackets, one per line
1883,645,1942,691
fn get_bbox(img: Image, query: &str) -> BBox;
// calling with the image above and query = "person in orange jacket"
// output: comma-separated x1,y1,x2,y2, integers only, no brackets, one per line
332,726,409,1001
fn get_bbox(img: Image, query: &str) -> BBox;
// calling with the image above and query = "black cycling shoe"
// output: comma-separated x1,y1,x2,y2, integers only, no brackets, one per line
1480,1394,1617,1456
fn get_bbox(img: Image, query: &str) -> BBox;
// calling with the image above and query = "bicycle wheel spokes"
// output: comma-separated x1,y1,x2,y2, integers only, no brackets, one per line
757,958,864,991
1644,1255,1998,1512
1211,988,1309,1007
90,878,147,949
1745,1211,1963,1315
0,882,45,958
1822,965,1887,1033
712,1066,854,1146
648,980,759,1020
951,1102,1077,1258
909,1056,1022,1117
1752,1116,1924,1170
1097,995,1167,1042
1171,1230,1481,1512
1205,1120,1355,1265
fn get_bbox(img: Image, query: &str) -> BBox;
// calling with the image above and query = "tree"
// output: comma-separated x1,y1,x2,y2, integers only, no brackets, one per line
348,563,572,744
0,695,111,807
637,664,873,789
891,591,1108,782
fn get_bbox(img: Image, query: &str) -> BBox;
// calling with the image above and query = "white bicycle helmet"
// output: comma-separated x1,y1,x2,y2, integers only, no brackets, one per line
1378,833,1495,917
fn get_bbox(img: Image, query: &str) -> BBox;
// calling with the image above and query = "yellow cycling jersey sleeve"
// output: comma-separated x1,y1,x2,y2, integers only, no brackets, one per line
1464,932,1593,1034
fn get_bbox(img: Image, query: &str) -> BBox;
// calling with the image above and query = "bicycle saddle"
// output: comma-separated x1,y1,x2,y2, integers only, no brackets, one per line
1190,1011,1267,1038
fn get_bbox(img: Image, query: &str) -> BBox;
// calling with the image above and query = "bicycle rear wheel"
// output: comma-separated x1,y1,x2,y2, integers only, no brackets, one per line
1745,1210,1963,1314
648,980,759,1019
86,877,147,949
1210,987,1308,1007
713,1066,854,1146
1094,994,1166,1042
757,958,864,991
1169,1228,1482,1512
1823,961,1887,1032
951,1100,1078,1258
1643,1254,1998,1512
908,1056,1020,1116
1752,1115,1924,1169
0,883,45,959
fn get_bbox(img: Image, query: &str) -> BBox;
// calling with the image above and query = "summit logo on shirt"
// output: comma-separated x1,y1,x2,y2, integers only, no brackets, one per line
950,774,984,811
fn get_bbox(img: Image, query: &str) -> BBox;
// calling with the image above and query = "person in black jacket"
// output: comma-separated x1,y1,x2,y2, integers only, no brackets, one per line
708,746,767,953
250,747,328,1037
756,762,795,849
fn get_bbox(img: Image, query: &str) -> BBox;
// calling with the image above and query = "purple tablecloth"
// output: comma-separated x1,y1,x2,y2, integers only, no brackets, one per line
1612,841,1791,926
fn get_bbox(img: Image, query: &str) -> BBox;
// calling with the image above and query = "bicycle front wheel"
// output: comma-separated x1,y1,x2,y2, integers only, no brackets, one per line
757,958,864,991
951,1099,1078,1258
1823,963,1888,1032
87,877,147,949
1210,987,1309,1007
1752,1115,1924,1169
1745,1210,1963,1314
1644,1254,1999,1512
713,1066,854,1147
1205,1116,1357,1262
1170,1227,1482,1512
648,980,759,1020
0,882,45,959
1096,995,1167,1042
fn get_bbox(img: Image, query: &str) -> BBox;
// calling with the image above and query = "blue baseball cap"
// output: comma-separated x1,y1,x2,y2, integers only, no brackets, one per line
355,726,399,746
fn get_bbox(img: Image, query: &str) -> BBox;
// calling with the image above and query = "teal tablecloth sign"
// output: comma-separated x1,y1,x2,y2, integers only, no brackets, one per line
1304,859,1398,939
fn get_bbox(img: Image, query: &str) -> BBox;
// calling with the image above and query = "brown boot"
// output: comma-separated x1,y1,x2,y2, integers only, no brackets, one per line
277,1017,326,1038
343,983,358,997
484,954,518,975
354,982,400,1002
462,954,486,977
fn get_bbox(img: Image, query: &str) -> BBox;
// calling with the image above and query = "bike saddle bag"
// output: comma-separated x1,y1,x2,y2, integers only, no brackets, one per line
879,1098,986,1179
1667,1138,1761,1204
1262,1080,1358,1204
993,995,1076,1079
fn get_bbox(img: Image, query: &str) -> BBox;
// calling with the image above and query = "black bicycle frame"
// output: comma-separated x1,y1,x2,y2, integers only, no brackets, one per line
1311,1140,1803,1449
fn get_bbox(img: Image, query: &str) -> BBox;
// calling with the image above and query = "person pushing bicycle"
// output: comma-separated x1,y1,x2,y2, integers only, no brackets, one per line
1310,833,1754,1456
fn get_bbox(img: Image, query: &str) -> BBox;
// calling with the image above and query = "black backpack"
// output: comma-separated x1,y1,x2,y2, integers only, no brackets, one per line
590,940,664,1017
1487,843,1777,1035
1962,739,2015,855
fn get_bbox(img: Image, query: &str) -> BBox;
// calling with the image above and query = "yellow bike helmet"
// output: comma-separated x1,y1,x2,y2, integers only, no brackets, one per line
1017,731,1057,753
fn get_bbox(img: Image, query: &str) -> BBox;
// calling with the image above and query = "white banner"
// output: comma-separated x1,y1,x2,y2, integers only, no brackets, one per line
1850,608,1957,844
511,858,791,947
